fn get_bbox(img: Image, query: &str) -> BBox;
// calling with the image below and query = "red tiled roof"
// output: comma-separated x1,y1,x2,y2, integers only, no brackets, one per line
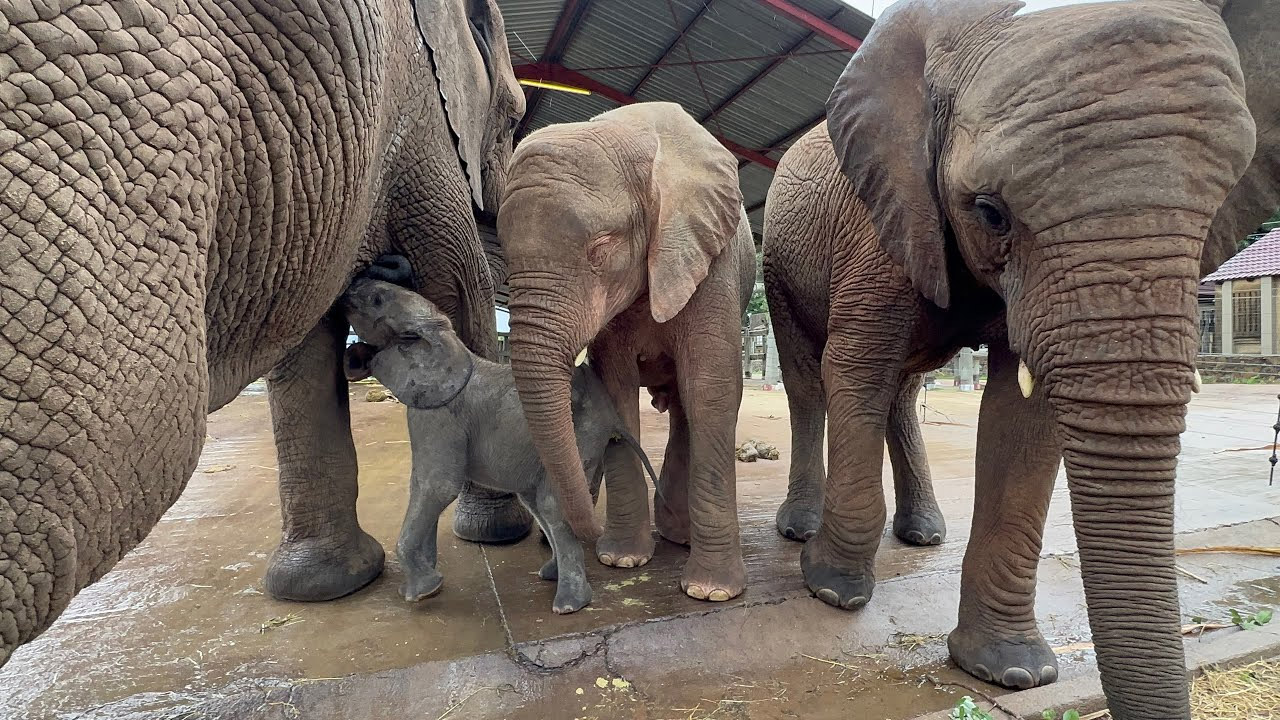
1204,228,1280,282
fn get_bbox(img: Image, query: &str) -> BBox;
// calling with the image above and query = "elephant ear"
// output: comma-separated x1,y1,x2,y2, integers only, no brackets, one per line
826,0,1014,309
414,0,499,210
634,103,743,323
370,329,476,409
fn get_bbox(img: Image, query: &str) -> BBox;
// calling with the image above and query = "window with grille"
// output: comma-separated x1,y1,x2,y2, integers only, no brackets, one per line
1234,288,1262,340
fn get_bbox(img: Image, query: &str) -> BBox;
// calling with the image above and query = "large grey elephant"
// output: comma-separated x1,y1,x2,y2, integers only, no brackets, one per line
0,0,529,667
763,1,1273,718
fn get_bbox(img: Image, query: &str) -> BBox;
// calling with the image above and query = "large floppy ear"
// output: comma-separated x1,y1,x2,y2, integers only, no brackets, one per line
371,328,476,409
415,0,501,210
826,1,952,308
640,103,744,323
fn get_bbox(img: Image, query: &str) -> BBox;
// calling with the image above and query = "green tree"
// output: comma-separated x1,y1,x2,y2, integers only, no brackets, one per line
743,251,767,325
1240,207,1280,251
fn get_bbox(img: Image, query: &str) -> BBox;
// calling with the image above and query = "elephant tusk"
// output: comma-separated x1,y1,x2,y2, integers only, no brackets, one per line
1192,368,1202,394
574,347,588,367
1017,359,1035,399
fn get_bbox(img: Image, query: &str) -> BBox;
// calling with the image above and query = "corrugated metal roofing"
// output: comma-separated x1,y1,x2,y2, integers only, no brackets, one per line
499,0,870,238
1203,229,1280,282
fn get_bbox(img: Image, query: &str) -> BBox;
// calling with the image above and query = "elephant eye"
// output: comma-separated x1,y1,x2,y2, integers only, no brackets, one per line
973,195,1012,236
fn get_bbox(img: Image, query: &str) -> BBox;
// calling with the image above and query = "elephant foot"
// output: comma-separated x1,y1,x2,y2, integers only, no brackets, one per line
264,529,384,602
401,569,445,603
655,498,690,546
539,556,558,581
452,489,533,544
776,495,822,542
948,625,1058,690
892,503,946,546
680,552,746,602
801,537,874,610
552,577,592,614
596,527,655,568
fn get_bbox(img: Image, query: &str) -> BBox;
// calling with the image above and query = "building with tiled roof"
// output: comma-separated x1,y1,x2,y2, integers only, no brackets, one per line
1201,228,1280,355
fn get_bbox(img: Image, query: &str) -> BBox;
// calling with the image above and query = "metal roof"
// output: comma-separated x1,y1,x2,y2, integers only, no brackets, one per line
1203,229,1280,283
499,0,873,238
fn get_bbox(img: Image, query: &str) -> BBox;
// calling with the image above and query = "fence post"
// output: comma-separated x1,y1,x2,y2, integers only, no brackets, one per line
1223,280,1235,355
764,317,782,384
1263,277,1274,355
957,348,975,391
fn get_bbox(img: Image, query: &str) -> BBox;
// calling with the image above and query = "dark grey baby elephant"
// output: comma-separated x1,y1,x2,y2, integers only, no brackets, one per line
341,277,658,614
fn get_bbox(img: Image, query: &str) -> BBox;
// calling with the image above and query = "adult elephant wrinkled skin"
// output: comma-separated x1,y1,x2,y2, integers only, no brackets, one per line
0,0,531,667
500,102,756,603
766,0,1274,718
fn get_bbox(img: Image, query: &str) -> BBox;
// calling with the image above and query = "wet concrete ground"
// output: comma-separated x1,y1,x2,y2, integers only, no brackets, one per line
4,382,1280,719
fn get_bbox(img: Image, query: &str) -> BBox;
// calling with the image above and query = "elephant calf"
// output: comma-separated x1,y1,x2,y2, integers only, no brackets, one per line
341,277,658,614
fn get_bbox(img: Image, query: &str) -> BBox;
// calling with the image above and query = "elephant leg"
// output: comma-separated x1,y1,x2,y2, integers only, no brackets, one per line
948,340,1060,690
452,484,532,544
264,313,384,601
533,485,592,614
594,354,654,568
654,392,691,546
801,325,903,610
676,333,746,602
768,285,826,542
888,373,945,546
397,469,461,603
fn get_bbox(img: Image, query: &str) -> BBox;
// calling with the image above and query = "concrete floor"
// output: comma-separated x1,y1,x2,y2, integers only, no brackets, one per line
4,382,1280,719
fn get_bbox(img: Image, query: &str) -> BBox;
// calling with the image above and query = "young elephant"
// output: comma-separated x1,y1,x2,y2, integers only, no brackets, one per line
341,277,658,614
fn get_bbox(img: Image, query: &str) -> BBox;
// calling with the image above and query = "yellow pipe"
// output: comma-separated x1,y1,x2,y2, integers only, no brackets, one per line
517,79,592,95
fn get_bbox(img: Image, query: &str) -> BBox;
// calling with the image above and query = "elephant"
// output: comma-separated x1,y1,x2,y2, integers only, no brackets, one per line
0,0,531,668
340,274,660,613
499,101,756,602
761,0,1274,718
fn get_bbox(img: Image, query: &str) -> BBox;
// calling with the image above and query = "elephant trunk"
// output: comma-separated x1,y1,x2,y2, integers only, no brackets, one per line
1051,389,1190,719
507,274,604,541
1024,231,1200,719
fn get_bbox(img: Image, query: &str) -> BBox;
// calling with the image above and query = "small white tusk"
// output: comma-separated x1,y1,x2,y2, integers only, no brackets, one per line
1192,368,1202,394
574,347,588,367
1017,359,1035,399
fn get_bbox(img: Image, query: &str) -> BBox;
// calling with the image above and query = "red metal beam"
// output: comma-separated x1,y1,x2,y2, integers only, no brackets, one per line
518,0,594,137
514,63,778,170
753,0,862,52
629,0,717,96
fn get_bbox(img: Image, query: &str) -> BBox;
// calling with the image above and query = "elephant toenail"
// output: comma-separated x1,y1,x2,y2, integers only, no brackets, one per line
929,533,942,545
1040,665,1058,684
784,527,797,539
972,664,993,683
617,557,635,568
707,589,731,601
907,531,925,544
815,588,840,606
842,595,868,610
599,554,614,564
686,584,709,600
802,529,817,541
635,556,650,567
1001,667,1035,690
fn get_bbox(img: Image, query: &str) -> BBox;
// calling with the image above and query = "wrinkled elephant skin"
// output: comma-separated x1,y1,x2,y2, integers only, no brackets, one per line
500,102,756,603
0,0,529,667
776,1,1272,718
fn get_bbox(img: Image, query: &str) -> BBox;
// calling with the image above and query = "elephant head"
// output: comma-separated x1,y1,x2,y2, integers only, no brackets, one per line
498,102,743,540
825,0,1255,717
418,0,525,218
341,279,475,409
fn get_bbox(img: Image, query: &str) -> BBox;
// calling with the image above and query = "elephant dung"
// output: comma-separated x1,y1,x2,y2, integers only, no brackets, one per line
365,387,397,403
736,440,779,462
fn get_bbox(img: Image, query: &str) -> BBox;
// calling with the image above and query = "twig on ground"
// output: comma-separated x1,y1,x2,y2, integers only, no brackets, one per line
1176,546,1280,557
435,685,516,720
1174,564,1209,584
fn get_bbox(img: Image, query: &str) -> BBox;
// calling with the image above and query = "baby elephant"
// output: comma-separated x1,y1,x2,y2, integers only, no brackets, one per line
341,276,658,614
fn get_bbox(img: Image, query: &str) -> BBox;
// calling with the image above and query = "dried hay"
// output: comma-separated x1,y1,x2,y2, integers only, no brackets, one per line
1191,659,1280,719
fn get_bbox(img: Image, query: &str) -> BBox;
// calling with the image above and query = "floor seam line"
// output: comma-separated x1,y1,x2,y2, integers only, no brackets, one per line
481,545,516,649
